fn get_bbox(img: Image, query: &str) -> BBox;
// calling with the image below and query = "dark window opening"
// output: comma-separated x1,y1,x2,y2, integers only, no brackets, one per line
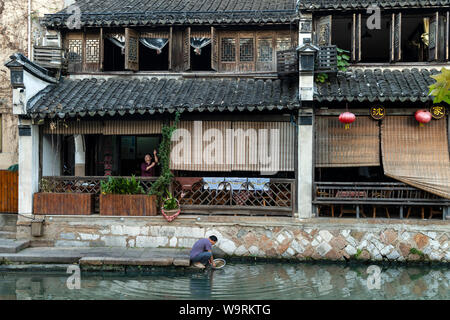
103,37,125,71
139,42,169,71
360,15,390,62
315,166,394,183
331,16,352,53
190,44,212,71
62,135,75,176
402,16,429,62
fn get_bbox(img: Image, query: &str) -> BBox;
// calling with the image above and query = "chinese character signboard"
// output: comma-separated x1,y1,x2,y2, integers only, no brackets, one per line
370,106,385,120
430,105,447,119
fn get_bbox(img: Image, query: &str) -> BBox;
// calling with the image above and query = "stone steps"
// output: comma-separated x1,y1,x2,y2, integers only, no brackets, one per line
0,239,30,253
0,214,18,229
0,231,17,240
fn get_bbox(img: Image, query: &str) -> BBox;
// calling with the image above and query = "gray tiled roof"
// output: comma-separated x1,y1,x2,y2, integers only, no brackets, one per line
43,0,298,28
299,0,450,10
27,77,300,118
314,68,439,103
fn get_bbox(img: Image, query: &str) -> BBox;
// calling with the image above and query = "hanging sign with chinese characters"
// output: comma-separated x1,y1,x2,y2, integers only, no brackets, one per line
370,106,386,120
429,105,447,119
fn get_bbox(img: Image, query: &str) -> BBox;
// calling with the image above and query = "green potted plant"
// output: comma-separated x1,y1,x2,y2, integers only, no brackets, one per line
161,190,180,222
100,175,157,216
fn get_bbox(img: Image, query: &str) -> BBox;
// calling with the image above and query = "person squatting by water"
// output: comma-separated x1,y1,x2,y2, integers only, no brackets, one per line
190,235,218,269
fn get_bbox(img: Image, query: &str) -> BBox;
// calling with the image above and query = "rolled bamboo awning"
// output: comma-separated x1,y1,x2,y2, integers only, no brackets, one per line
315,116,380,167
381,116,450,199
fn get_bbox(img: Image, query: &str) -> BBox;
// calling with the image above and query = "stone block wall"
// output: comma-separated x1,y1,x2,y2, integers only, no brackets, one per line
16,215,450,263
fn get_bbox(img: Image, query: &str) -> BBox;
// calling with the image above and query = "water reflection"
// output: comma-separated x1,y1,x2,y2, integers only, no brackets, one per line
0,262,449,300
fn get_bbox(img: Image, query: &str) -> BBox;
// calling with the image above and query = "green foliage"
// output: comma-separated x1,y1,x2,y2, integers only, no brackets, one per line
315,73,328,83
352,248,363,260
148,112,181,200
100,175,145,195
409,248,425,257
428,67,450,104
336,47,350,72
40,178,56,193
163,190,179,210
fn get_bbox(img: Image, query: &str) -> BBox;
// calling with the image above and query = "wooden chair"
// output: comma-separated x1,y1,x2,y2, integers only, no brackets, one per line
429,207,442,219
406,207,425,219
372,206,390,218
339,205,366,218
317,204,335,217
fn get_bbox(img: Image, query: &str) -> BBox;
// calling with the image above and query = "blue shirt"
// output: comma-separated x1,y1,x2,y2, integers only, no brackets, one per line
190,238,212,259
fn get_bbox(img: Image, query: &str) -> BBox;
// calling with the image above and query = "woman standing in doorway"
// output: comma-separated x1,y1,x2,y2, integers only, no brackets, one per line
141,149,159,177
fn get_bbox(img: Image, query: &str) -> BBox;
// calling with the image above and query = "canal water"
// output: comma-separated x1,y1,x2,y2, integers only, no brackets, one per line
0,262,449,300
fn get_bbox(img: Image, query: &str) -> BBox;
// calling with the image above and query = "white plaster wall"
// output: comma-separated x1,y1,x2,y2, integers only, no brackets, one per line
18,121,39,215
42,134,61,176
297,123,313,219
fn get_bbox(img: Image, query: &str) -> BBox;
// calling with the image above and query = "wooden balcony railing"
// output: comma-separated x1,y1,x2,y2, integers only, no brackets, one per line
314,182,449,220
39,176,295,217
33,46,65,69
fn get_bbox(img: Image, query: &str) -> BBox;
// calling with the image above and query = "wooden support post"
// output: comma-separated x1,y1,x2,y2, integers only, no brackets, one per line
400,206,403,219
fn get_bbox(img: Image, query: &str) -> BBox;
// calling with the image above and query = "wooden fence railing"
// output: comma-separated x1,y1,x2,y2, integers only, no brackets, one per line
40,176,295,217
313,182,449,219
0,170,18,213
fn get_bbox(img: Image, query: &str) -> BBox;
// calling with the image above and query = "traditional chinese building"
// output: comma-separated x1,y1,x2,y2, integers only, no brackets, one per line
4,0,450,230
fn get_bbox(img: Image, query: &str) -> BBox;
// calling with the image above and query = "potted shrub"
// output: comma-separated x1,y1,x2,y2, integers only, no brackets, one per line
33,178,95,215
99,176,157,216
161,190,181,222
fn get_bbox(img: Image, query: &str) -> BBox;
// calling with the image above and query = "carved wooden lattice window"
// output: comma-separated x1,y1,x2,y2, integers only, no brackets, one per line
239,38,254,62
276,37,291,51
85,39,100,63
128,36,138,63
68,39,83,62
221,38,236,62
257,38,273,62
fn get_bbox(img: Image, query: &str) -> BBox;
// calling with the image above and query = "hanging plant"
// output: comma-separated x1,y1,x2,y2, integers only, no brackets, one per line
148,111,180,201
339,111,356,130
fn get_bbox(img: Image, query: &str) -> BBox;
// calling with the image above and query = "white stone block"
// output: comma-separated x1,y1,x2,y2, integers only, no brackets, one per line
159,226,176,237
248,245,260,256
78,233,100,241
345,245,357,256
319,230,333,243
317,242,332,256
219,239,237,255
276,233,286,244
55,240,88,247
234,245,249,256
101,236,127,247
169,236,177,247
135,236,168,248
175,227,205,238
177,237,197,248
427,232,437,240
340,230,350,238
290,240,305,254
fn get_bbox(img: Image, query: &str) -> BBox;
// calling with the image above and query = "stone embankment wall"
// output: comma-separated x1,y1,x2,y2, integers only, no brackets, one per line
16,216,450,263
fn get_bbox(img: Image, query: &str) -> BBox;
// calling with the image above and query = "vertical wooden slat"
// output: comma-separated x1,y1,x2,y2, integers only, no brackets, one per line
211,26,218,71
0,171,18,213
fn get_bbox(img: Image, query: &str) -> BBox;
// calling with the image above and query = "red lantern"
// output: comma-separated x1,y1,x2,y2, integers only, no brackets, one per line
415,109,432,127
339,112,356,130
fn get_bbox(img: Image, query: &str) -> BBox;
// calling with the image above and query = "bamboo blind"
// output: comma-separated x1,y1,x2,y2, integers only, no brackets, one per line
315,116,380,167
43,120,103,134
381,116,450,199
103,120,162,135
169,121,295,172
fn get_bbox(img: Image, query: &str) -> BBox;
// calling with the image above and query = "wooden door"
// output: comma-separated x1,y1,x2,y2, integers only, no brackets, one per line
237,32,255,72
0,171,18,213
